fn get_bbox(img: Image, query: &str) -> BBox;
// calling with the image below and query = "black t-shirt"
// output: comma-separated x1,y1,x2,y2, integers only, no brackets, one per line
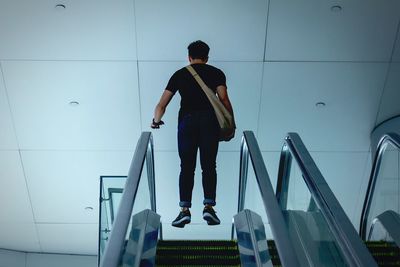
166,64,226,118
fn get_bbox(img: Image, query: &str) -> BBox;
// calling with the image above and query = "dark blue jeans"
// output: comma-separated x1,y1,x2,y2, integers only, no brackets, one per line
178,110,220,208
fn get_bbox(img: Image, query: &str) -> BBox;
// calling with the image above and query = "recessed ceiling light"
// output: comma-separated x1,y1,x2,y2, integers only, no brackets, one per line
331,5,342,13
55,4,66,10
69,101,80,107
316,102,326,108
85,207,93,211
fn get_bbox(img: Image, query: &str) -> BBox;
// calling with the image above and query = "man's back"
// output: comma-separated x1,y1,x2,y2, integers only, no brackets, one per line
166,64,226,118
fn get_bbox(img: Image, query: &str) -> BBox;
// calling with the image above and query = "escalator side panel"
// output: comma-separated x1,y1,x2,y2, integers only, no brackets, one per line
121,209,160,267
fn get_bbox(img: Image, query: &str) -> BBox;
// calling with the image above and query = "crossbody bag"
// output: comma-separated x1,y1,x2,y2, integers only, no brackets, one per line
186,65,235,142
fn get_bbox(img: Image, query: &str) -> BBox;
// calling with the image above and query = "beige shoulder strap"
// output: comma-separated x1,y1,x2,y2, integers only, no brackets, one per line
186,65,233,128
186,65,213,95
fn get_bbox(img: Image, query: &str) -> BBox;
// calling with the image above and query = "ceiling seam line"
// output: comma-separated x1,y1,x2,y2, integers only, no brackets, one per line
254,0,270,139
373,63,392,127
0,59,137,62
0,59,392,63
0,247,96,257
388,15,400,62
255,62,266,140
15,149,135,152
1,63,40,252
133,0,140,62
136,61,143,134
132,0,139,62
132,0,144,135
352,148,373,226
373,16,400,126
0,62,21,150
10,149,371,153
17,149,43,252
263,0,271,61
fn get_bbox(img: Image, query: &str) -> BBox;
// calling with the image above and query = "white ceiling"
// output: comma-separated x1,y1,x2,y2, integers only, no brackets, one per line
0,0,399,255
134,0,268,61
265,0,400,61
0,0,136,60
258,62,387,151
376,63,400,123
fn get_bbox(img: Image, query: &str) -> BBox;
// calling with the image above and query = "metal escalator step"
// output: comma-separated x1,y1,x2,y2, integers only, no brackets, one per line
156,240,241,266
156,264,241,267
365,241,400,267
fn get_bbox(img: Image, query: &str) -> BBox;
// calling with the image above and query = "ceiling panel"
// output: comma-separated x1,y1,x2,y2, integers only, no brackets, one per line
266,0,400,61
0,223,40,252
376,63,400,124
258,62,387,151
310,152,370,227
0,0,136,60
3,61,141,150
139,62,263,151
0,64,18,150
21,151,133,223
135,0,268,61
36,223,97,254
0,151,35,223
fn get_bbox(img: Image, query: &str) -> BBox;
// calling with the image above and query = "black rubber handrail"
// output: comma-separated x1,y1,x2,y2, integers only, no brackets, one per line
360,133,400,240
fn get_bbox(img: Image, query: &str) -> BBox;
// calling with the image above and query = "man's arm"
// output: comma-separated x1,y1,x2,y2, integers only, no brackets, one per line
152,90,174,128
216,85,234,120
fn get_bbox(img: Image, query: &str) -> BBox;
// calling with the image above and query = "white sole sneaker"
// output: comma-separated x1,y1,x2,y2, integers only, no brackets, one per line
172,215,191,228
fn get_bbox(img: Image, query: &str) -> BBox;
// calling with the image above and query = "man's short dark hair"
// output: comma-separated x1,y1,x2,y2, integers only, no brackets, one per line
188,40,210,61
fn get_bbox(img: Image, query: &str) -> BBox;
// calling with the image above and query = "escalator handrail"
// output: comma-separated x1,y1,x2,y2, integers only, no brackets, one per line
360,133,400,240
235,131,301,266
277,133,377,267
368,210,400,248
100,132,157,267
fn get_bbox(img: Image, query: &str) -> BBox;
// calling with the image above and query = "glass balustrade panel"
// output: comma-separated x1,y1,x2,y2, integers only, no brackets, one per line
242,159,274,266
99,176,126,258
99,160,152,264
117,159,151,266
284,156,347,267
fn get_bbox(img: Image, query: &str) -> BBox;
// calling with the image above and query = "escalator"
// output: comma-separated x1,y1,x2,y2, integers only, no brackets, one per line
98,132,299,267
98,131,400,266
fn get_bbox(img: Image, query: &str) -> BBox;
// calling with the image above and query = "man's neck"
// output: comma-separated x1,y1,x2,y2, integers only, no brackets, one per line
190,59,207,64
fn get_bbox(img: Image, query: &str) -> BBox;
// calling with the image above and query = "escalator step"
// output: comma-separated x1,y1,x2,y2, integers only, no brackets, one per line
365,241,400,267
156,266,240,267
156,240,241,266
156,240,284,266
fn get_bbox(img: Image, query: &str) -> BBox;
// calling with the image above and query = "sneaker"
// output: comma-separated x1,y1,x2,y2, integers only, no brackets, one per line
203,206,220,225
172,209,191,228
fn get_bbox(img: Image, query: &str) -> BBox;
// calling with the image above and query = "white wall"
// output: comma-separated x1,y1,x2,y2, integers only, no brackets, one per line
0,249,97,267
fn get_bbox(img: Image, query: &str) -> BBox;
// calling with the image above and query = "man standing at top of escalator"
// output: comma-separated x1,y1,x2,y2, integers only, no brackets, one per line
151,40,235,228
